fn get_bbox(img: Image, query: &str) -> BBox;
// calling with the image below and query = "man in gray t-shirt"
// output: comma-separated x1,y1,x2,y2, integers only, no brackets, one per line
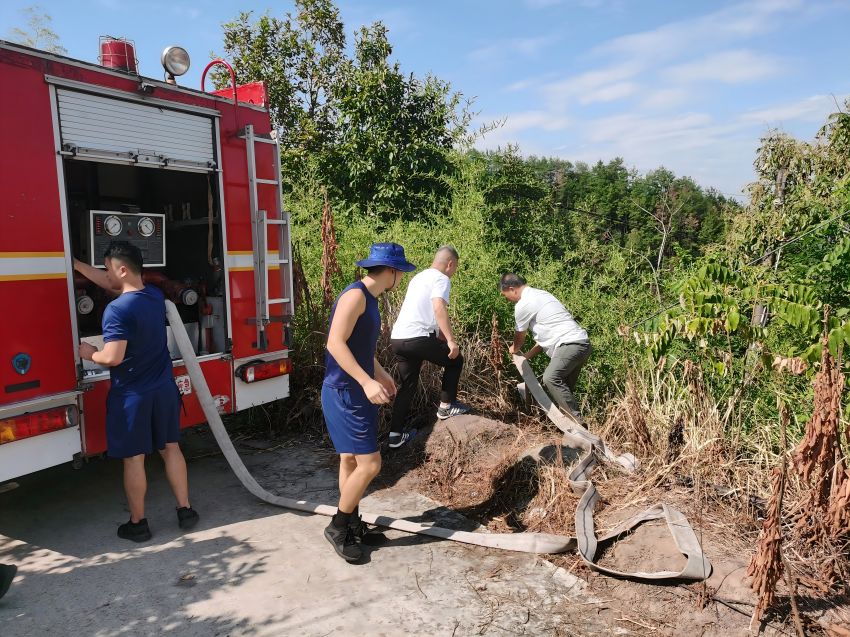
499,273,592,421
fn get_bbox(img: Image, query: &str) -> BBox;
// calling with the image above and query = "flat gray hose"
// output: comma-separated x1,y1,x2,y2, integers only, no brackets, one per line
165,301,710,579
512,354,712,581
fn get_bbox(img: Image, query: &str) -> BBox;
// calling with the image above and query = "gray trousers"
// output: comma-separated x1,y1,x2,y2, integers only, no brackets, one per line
541,341,592,417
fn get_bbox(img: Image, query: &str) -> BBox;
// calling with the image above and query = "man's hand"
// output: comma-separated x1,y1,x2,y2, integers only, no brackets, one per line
79,342,98,361
362,379,391,405
374,366,397,398
378,375,397,398
447,339,460,360
508,343,519,355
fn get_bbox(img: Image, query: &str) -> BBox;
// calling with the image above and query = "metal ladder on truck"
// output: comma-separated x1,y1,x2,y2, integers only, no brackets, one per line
241,124,295,351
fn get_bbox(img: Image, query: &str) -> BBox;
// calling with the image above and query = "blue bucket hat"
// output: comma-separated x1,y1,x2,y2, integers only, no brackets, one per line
356,242,416,272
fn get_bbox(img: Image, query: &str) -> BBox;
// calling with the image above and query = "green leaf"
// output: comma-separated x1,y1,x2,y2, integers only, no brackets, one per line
828,327,843,357
726,307,740,332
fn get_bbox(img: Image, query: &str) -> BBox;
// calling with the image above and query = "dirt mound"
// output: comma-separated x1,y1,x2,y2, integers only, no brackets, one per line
394,414,844,635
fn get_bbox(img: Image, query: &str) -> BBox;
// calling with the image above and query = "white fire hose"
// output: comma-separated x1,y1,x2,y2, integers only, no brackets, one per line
166,301,710,580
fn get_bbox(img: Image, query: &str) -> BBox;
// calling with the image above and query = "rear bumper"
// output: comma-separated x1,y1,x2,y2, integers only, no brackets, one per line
0,426,81,483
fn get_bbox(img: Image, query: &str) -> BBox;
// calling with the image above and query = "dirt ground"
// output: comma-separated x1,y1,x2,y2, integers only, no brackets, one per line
0,421,634,637
2,414,848,636
389,415,850,637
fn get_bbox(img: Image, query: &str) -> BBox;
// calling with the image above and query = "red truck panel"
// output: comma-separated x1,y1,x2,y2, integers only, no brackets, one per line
1,280,77,402
0,55,65,253
81,358,234,455
1,52,77,405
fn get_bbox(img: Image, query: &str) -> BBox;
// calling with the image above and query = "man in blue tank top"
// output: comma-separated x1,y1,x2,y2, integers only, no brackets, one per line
321,243,416,562
74,242,198,543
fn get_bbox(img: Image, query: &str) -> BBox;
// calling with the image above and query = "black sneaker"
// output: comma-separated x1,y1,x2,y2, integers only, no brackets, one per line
388,429,418,449
349,515,387,546
0,564,17,600
324,520,362,562
177,506,199,530
436,402,472,420
117,518,152,543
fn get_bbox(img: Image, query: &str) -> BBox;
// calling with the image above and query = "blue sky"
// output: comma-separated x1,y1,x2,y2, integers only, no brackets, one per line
3,0,849,198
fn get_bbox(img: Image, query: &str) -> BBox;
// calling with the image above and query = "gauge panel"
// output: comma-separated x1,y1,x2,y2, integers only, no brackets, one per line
89,211,166,267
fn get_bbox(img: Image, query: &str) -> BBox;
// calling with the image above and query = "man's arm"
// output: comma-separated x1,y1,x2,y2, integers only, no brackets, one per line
74,258,113,292
79,340,127,366
524,344,543,359
327,289,389,404
508,330,528,355
432,298,459,359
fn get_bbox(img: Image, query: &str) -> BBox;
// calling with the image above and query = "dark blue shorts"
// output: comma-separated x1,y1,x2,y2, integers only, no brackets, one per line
321,383,379,455
106,382,181,459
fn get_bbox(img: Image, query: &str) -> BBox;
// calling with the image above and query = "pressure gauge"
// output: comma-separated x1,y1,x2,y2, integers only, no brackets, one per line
138,216,155,237
104,215,122,237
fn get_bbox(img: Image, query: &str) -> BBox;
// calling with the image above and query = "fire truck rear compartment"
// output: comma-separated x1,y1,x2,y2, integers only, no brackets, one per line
65,161,227,361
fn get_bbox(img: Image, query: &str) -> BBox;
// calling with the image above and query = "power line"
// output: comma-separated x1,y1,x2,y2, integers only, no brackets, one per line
629,207,850,329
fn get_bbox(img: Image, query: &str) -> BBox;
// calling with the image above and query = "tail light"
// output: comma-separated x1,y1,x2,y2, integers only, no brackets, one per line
236,358,292,383
0,405,78,445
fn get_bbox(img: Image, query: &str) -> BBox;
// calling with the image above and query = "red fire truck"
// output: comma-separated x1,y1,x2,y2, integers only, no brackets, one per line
0,38,294,482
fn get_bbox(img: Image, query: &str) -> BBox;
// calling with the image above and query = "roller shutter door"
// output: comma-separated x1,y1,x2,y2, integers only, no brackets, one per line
56,88,215,169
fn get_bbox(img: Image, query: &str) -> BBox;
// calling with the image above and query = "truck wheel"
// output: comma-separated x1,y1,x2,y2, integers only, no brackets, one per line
72,454,85,470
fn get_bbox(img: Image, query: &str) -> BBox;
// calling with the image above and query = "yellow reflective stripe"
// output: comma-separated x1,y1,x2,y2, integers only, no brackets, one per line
0,273,67,282
226,252,283,271
229,266,281,273
0,252,65,258
0,256,67,279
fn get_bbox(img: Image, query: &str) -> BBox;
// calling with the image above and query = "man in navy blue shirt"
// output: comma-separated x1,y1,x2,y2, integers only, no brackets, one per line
75,242,199,542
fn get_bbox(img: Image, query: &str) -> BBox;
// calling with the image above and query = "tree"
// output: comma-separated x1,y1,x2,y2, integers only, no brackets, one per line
475,146,550,259
641,101,850,374
326,23,468,221
7,5,67,55
214,1,346,192
215,1,470,222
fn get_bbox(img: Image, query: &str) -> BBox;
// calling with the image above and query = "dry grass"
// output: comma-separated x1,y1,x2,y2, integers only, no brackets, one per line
595,345,850,622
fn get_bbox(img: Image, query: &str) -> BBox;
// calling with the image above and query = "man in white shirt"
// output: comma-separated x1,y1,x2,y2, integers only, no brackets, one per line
389,246,470,448
500,273,592,422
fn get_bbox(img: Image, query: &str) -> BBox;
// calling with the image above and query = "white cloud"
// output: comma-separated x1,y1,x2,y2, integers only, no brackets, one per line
584,112,716,145
541,61,643,109
595,0,802,64
468,35,557,62
505,78,538,92
488,110,571,134
474,110,571,151
579,81,638,104
740,94,848,125
664,50,783,84
640,88,690,110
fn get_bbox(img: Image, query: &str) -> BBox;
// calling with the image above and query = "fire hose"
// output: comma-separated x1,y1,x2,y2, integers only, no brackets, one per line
166,301,711,581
